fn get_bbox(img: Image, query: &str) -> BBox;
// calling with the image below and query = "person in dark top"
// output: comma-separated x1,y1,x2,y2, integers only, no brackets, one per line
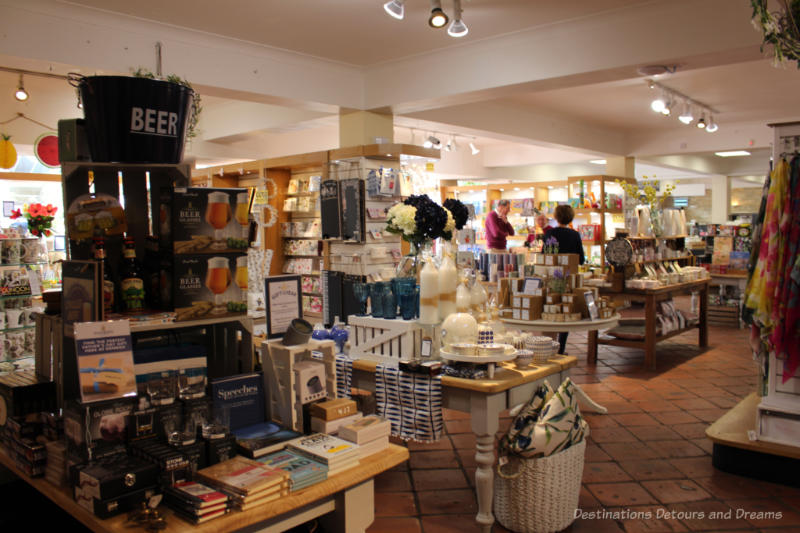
544,204,586,354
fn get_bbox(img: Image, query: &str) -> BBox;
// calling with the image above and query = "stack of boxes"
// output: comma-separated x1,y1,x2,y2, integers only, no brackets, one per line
500,272,604,323
597,296,614,319
158,187,250,321
309,398,361,435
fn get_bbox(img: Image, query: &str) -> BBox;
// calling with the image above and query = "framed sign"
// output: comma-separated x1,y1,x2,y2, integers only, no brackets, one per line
2,201,14,217
265,275,302,339
74,320,137,403
522,277,543,295
584,291,599,321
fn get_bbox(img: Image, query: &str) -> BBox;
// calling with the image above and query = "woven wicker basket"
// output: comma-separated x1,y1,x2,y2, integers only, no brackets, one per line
494,439,586,533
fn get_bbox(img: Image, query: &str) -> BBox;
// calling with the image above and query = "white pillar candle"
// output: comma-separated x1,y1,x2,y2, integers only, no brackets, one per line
456,282,471,313
470,281,487,315
419,259,439,324
438,255,457,320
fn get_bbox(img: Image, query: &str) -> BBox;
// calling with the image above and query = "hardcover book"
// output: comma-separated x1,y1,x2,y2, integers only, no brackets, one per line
210,372,265,432
257,449,328,491
164,481,229,509
287,433,359,466
233,421,303,458
195,456,289,497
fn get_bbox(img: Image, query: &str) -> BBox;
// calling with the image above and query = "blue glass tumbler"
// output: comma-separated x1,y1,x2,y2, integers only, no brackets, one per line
370,282,385,318
353,282,369,316
383,280,398,319
396,278,416,320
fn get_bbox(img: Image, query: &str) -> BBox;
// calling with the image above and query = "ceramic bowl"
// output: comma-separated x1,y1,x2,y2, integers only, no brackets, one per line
449,342,477,356
514,349,533,368
478,343,505,356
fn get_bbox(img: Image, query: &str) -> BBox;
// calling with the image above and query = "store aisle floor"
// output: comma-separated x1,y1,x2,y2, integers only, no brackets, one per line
368,325,800,533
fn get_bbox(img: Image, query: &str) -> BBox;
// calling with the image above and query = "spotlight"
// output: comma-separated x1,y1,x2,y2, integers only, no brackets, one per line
661,102,671,116
706,116,718,133
447,0,468,37
697,114,706,129
444,137,453,151
650,96,665,113
429,0,448,28
14,74,28,101
383,0,404,20
678,102,694,124
469,141,480,155
425,135,441,149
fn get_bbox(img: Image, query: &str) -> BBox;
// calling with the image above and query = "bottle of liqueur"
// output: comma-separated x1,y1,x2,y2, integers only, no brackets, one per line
120,236,146,312
94,237,115,316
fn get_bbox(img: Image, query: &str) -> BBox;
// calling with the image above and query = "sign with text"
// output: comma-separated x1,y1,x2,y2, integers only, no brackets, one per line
74,320,137,403
265,275,303,339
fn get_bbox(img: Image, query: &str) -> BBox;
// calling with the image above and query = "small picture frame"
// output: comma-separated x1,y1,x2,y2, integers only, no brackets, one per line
420,337,433,358
2,201,14,217
522,277,542,295
584,291,599,321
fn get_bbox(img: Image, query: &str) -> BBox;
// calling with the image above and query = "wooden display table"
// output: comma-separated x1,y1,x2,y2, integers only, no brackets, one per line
598,279,709,370
502,315,621,363
0,444,408,533
352,355,577,533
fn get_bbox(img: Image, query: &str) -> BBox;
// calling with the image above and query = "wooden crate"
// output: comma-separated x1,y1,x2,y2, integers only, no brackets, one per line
348,315,427,363
262,339,337,432
708,304,739,327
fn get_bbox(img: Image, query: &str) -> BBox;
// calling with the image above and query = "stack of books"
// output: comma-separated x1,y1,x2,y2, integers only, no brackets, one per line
339,415,392,459
195,456,290,511
287,433,360,476
257,449,328,492
164,481,231,524
44,439,67,487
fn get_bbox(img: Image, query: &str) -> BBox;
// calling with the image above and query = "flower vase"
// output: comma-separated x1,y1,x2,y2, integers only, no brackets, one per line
650,208,663,238
396,241,422,279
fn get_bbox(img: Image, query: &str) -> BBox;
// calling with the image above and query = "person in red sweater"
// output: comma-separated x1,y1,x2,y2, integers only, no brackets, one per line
485,199,514,252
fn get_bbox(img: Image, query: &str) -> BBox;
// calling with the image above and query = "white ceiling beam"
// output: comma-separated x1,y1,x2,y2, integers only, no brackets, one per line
199,101,332,142
0,0,363,111
407,100,629,156
365,0,762,113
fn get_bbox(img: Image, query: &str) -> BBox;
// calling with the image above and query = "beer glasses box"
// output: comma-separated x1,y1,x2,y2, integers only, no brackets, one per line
159,187,251,254
160,253,247,321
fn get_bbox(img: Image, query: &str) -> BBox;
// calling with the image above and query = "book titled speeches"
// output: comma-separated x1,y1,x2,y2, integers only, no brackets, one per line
210,373,265,432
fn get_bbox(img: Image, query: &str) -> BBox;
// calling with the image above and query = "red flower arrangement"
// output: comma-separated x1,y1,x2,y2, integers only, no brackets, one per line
10,203,58,237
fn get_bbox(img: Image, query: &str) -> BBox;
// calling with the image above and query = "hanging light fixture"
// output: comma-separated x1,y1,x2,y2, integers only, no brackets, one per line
423,133,434,149
696,114,706,129
383,0,404,20
470,141,480,155
447,0,468,37
650,89,666,113
678,101,694,124
444,136,454,151
429,0,448,28
661,97,672,116
706,115,718,133
14,74,28,101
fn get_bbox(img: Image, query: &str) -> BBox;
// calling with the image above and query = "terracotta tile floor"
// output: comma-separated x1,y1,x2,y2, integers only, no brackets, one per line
367,322,800,532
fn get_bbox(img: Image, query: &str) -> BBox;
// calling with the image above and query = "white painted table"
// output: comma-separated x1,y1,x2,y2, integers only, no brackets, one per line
352,355,577,533
502,314,621,362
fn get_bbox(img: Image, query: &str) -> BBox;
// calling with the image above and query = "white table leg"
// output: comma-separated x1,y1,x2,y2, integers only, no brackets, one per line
318,479,374,533
470,392,506,533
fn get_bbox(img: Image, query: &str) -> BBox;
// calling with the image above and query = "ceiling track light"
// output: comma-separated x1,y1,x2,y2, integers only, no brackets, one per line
469,141,480,155
429,0,448,28
644,79,718,132
383,0,404,20
448,0,468,37
14,74,28,102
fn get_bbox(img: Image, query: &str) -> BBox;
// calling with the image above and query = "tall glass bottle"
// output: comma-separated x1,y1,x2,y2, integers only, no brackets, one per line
94,237,115,316
119,236,145,312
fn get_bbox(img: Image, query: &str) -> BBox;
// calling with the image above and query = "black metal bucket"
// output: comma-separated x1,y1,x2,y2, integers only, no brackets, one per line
70,75,194,164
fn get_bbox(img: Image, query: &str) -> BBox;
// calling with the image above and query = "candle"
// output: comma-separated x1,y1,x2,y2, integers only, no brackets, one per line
470,280,487,315
419,258,439,324
456,282,471,312
438,254,457,320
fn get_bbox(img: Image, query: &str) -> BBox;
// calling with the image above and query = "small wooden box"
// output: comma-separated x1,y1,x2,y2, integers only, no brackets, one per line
310,398,358,421
546,294,562,305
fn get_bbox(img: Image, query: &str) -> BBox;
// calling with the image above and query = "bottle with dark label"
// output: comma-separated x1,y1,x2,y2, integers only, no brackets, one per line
120,236,145,312
94,237,115,316
143,236,160,309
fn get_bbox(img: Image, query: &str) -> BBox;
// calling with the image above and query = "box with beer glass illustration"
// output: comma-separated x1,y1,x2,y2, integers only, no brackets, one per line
160,253,248,321
159,187,251,255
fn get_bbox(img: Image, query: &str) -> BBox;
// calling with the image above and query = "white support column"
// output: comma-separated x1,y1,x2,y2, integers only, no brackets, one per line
710,175,730,224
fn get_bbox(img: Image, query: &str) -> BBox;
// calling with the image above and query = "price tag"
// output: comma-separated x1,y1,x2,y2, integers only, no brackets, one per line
27,269,42,297
252,190,270,207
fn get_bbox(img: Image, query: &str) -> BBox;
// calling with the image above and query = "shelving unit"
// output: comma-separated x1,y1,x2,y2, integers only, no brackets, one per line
567,175,635,268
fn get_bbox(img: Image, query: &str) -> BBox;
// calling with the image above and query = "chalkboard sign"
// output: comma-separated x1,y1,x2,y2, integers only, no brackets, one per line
340,178,365,243
320,180,341,239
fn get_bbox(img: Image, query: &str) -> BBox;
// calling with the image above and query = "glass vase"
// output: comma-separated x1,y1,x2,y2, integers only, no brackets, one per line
650,208,663,238
396,241,422,279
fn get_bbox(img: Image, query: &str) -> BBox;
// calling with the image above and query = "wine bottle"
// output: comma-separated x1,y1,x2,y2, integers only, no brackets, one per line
93,237,115,316
120,236,145,312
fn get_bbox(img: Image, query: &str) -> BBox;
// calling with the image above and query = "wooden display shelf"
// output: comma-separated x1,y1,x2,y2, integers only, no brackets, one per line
0,443,409,533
